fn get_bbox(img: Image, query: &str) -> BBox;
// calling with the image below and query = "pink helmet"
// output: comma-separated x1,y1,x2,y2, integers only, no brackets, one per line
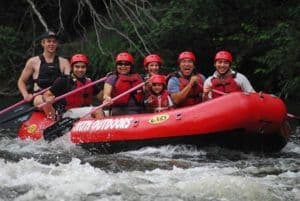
70,54,89,66
150,74,166,85
178,51,196,63
143,54,162,67
116,52,134,65
214,51,233,62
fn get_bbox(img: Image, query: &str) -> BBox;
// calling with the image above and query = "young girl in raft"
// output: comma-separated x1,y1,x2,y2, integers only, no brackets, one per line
144,74,174,113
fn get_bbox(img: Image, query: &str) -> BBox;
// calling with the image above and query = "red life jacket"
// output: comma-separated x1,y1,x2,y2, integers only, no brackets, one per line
145,90,172,113
112,73,144,106
178,73,205,107
65,78,94,109
211,73,242,98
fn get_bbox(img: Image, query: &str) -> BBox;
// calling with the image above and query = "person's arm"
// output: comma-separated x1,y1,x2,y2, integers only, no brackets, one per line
96,90,104,103
48,76,70,97
59,57,71,75
103,83,113,105
202,78,213,101
18,58,35,101
102,75,117,105
168,75,199,105
42,90,55,103
236,73,255,93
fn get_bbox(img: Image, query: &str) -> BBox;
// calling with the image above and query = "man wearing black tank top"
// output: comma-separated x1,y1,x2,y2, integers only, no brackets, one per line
17,31,71,107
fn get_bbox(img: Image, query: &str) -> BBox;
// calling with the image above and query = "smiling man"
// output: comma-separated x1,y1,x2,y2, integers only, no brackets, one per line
202,50,255,101
17,31,71,104
167,51,206,108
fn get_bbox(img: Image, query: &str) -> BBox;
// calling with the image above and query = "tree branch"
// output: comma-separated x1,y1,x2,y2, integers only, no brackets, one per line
26,0,49,31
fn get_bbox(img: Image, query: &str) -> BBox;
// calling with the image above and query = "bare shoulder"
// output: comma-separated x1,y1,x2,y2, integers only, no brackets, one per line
58,56,70,63
58,56,71,74
58,56,71,67
25,56,40,70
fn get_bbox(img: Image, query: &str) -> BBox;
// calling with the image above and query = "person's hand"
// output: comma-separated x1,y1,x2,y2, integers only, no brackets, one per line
43,95,55,103
203,85,212,93
44,96,55,103
103,96,113,106
189,75,200,86
24,93,33,102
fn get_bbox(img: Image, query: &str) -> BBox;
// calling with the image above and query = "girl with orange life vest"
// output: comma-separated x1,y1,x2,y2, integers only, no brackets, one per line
203,50,255,101
144,74,173,113
167,51,206,107
41,54,104,120
103,52,144,115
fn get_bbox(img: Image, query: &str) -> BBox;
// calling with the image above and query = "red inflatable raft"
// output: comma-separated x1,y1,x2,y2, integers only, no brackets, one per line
18,92,291,153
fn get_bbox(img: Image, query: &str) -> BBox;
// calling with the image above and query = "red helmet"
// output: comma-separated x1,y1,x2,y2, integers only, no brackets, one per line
214,51,233,63
143,54,162,67
116,52,134,65
178,51,196,63
70,54,89,66
150,74,166,85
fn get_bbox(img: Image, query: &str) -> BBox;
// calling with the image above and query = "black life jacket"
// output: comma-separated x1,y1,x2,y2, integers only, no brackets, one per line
34,55,62,89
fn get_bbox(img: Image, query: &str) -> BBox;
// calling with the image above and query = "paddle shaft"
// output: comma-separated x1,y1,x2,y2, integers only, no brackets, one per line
0,87,50,116
0,76,107,126
287,113,300,121
38,76,107,109
43,81,146,141
81,81,146,119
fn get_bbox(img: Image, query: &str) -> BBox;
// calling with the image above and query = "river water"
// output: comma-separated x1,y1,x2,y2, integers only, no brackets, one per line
0,126,299,201
0,101,299,201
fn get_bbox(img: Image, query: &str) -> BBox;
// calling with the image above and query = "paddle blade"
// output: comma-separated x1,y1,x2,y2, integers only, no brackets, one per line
43,117,77,142
0,103,34,130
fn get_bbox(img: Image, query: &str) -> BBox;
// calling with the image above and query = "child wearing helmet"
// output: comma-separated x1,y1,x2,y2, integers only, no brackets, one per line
167,51,206,108
142,54,164,97
41,53,104,120
203,50,255,101
103,52,144,115
143,54,163,80
144,74,173,113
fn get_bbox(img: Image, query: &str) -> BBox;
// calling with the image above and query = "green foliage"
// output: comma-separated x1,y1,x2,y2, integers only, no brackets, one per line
1,0,300,100
60,31,128,78
0,26,26,80
140,0,300,100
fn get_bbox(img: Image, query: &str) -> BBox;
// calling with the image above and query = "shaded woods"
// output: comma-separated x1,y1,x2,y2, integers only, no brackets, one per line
0,0,299,101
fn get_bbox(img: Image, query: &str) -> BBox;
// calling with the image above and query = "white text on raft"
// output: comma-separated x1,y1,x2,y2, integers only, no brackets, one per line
72,118,133,132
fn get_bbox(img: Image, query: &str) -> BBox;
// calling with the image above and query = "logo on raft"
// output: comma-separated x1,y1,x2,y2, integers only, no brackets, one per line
72,117,133,132
27,124,37,133
149,114,169,124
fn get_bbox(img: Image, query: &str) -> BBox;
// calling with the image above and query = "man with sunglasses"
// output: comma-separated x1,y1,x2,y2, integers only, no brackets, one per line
103,52,144,115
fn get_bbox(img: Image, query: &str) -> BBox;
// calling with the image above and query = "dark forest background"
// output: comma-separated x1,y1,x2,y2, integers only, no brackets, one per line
0,0,299,101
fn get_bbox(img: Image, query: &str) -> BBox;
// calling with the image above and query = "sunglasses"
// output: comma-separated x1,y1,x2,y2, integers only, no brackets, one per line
117,62,131,66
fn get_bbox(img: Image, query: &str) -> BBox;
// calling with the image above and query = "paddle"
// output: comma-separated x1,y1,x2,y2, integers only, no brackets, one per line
287,113,300,122
43,81,146,141
37,76,107,109
0,87,50,116
0,76,107,128
0,87,50,129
